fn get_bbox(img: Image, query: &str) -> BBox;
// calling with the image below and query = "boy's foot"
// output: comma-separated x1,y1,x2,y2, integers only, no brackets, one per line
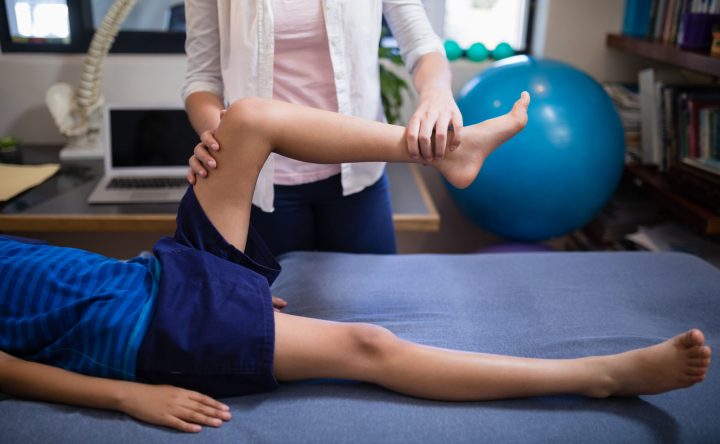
438,92,530,189
597,329,711,397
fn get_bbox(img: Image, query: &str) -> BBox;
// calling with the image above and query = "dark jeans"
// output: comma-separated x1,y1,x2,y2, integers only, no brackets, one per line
251,172,397,256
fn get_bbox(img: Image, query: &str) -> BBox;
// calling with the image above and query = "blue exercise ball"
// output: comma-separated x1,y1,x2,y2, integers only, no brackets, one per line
447,56,625,241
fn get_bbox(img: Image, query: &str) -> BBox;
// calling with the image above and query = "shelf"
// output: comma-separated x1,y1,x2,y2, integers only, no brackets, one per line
625,164,720,235
606,33,720,77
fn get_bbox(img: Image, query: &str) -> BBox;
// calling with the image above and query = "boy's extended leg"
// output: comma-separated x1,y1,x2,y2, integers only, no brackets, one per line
273,312,711,400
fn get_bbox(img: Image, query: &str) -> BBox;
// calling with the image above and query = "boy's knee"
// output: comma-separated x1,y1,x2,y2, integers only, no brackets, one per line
346,323,398,361
0,350,18,364
224,97,272,131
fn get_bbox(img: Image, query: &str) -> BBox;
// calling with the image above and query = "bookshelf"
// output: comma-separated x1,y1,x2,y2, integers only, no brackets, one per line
606,33,720,236
625,164,720,234
606,34,720,76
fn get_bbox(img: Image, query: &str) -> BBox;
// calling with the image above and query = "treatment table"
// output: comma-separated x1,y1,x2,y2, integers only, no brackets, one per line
1,251,718,443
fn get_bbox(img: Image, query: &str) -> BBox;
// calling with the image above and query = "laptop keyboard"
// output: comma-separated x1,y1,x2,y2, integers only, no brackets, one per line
108,177,188,189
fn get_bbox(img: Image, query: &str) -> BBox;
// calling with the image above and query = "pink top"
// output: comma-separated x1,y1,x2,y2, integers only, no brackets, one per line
272,0,341,185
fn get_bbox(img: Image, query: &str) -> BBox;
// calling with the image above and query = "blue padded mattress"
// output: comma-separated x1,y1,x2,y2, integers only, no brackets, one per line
1,252,718,443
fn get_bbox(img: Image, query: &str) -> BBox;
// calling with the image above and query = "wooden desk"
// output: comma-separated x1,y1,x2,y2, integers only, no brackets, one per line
0,146,439,233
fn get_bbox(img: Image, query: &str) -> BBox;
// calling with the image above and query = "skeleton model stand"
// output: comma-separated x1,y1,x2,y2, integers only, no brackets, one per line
46,0,137,160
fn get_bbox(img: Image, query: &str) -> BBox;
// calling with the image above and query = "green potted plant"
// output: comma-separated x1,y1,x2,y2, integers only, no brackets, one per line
378,23,411,125
379,46,410,124
0,136,23,164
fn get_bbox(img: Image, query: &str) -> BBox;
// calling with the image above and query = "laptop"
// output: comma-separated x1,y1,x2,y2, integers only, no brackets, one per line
88,105,196,204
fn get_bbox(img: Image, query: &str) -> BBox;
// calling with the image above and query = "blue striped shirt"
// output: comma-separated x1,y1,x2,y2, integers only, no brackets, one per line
0,237,159,380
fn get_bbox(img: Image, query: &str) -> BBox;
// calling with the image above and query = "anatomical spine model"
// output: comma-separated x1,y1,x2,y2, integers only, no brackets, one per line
46,0,137,159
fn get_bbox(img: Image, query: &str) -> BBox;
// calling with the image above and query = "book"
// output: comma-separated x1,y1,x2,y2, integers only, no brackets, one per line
656,85,717,168
668,0,687,42
606,83,642,162
623,0,655,36
699,107,710,159
712,109,720,159
623,0,698,44
638,68,686,167
654,0,669,39
663,0,678,42
686,95,720,158
649,0,661,37
697,107,720,159
662,85,685,170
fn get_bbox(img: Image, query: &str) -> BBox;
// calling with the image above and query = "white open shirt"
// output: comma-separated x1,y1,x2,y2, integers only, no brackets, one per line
183,0,444,212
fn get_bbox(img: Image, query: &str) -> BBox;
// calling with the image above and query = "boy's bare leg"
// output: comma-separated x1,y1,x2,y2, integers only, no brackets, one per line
274,313,711,400
193,93,530,251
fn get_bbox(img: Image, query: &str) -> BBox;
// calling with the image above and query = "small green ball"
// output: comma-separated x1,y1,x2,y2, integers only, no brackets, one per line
466,43,489,62
444,40,463,61
492,42,515,60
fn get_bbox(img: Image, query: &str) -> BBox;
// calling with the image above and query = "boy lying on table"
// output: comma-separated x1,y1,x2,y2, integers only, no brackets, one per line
0,93,711,432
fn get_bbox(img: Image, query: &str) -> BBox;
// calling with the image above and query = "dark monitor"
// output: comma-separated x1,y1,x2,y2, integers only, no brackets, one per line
109,108,197,168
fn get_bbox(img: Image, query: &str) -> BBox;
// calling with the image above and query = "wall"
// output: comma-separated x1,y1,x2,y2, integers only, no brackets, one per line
534,0,653,83
0,0,644,146
0,54,186,145
1,0,652,254
91,0,180,31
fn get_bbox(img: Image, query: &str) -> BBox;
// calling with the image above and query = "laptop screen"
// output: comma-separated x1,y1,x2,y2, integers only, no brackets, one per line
109,109,198,168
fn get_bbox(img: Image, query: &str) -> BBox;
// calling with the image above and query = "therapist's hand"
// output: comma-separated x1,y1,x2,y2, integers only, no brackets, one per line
406,87,462,162
187,110,227,184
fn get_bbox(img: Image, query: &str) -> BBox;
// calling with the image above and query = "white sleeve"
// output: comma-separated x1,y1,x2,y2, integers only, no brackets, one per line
182,0,224,101
382,0,445,74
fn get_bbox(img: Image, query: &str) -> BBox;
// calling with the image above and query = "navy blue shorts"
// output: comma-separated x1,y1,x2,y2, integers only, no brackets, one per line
136,187,281,398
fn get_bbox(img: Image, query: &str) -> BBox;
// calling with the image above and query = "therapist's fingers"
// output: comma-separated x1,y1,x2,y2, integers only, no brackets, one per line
187,167,197,185
194,143,217,169
405,115,421,160
433,114,451,160
200,130,220,152
188,152,207,180
449,110,463,151
418,112,438,161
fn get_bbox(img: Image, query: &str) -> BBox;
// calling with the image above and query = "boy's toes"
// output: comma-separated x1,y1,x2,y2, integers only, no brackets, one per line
677,329,704,348
512,92,531,114
700,345,712,359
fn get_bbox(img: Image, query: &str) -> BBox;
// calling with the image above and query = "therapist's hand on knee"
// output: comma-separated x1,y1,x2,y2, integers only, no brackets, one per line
187,110,227,184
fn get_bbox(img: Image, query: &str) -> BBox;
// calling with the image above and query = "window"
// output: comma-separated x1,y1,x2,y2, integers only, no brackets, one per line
0,0,184,53
382,0,535,55
90,0,182,33
7,0,69,42
0,0,85,51
444,0,533,52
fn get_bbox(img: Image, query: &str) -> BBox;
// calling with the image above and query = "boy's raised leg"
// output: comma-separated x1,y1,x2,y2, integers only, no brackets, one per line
193,93,531,251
